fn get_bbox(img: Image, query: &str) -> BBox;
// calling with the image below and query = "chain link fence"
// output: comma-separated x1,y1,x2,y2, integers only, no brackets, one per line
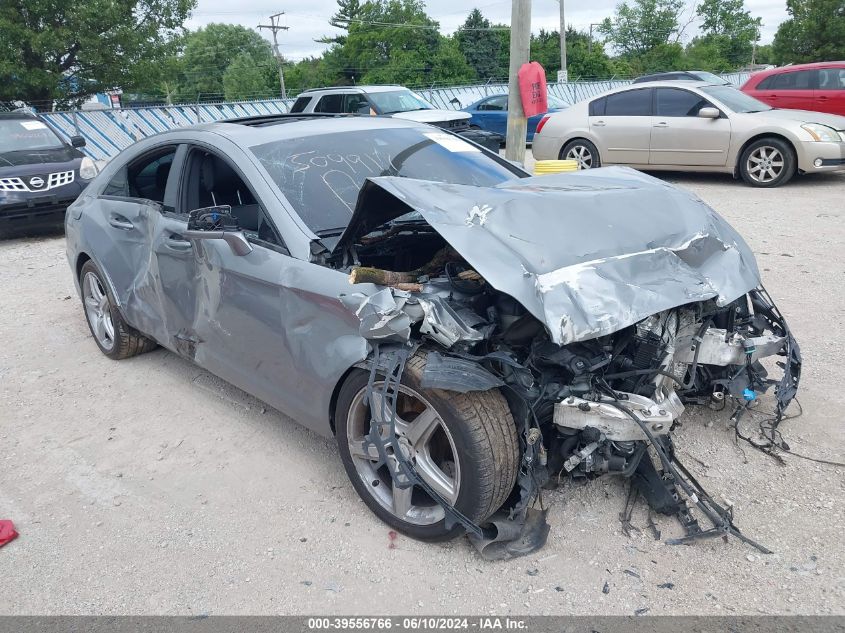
36,72,751,161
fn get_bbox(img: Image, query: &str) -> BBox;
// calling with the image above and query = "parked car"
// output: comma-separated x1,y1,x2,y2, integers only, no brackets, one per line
741,61,845,116
66,113,800,556
0,111,97,235
462,94,567,141
289,85,502,150
532,80,845,187
632,70,732,85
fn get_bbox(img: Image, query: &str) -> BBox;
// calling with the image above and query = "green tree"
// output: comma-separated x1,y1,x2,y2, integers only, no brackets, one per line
599,0,685,58
178,23,276,100
329,0,474,86
695,0,761,67
0,0,194,104
223,53,276,100
285,57,337,93
683,37,733,71
531,28,626,79
455,9,501,80
319,0,363,45
772,0,845,63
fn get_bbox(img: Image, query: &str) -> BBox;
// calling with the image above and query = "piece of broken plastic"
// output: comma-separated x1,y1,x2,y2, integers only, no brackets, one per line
0,520,18,548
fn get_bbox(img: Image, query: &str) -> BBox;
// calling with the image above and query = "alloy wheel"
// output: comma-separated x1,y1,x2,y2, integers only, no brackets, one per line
746,146,785,184
565,145,594,169
346,384,461,526
82,272,115,351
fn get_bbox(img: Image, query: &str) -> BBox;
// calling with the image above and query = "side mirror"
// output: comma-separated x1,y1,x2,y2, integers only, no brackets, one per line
70,135,86,148
183,205,253,256
698,107,720,119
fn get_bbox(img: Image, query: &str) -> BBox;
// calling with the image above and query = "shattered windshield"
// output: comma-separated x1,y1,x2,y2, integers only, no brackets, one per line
367,90,434,114
251,127,522,235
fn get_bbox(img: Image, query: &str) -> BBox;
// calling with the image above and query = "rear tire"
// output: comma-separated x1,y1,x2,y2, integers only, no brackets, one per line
336,351,519,541
561,139,601,169
79,260,157,360
739,137,796,187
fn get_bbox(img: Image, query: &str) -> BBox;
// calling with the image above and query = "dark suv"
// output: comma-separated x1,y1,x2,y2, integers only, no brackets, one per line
0,111,97,236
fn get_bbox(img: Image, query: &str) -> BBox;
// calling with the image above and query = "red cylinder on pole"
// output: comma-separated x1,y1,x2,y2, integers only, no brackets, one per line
518,61,548,118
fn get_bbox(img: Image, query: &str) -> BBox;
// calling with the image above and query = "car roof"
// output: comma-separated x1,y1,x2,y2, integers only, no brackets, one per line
749,61,845,81
167,113,431,145
299,85,406,95
0,111,37,120
598,80,720,94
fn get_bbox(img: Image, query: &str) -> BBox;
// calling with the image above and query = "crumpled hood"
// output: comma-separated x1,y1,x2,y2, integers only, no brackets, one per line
342,166,761,345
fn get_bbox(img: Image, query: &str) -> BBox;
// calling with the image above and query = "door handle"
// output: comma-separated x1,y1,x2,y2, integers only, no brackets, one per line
818,96,829,101
108,215,134,230
166,234,192,250
593,120,606,127
653,121,669,127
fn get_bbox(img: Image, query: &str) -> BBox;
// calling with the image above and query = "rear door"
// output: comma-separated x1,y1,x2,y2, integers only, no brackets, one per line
757,70,816,110
313,93,345,113
93,145,180,312
815,67,845,115
589,88,653,164
649,87,731,166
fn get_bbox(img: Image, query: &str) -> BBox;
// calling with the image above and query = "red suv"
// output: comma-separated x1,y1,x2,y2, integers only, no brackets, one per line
741,61,845,116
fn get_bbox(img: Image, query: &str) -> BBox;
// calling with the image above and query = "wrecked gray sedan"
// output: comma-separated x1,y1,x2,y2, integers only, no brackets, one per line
66,114,800,558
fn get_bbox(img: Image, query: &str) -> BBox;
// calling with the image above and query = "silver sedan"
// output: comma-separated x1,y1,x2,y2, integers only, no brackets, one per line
532,81,845,187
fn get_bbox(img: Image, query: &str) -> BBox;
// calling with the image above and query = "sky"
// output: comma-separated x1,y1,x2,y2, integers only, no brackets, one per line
187,0,789,62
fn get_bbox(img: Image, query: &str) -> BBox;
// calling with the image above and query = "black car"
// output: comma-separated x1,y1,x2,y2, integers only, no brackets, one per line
631,70,732,85
0,111,97,236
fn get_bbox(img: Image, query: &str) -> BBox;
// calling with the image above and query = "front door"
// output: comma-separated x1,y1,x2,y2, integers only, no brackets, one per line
649,88,731,167
590,88,653,165
816,67,845,116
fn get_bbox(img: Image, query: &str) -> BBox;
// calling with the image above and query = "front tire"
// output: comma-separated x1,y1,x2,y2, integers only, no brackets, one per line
739,137,796,187
79,260,157,360
336,352,519,541
561,138,601,169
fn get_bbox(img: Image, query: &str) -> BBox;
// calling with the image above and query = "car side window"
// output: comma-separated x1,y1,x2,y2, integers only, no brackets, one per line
102,147,177,202
344,94,371,114
314,94,344,113
479,96,507,111
182,149,287,252
589,97,606,116
655,88,710,117
290,96,312,113
604,89,652,116
818,68,845,90
764,70,814,90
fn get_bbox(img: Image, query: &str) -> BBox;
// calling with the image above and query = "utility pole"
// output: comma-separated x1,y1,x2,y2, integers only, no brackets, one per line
505,0,531,163
588,23,602,55
558,0,567,83
258,12,290,99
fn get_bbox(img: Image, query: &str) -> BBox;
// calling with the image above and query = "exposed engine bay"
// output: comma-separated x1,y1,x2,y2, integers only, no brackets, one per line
328,169,802,559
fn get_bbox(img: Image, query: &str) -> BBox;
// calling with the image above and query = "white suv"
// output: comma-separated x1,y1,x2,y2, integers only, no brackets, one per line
290,85,502,150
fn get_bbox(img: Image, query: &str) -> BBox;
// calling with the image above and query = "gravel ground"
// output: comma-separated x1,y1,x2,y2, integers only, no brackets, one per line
1,167,844,616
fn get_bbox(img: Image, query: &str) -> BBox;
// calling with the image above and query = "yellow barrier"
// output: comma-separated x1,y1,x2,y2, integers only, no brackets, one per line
534,159,579,175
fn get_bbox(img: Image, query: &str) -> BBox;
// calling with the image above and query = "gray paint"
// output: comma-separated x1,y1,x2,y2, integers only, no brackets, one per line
66,116,763,445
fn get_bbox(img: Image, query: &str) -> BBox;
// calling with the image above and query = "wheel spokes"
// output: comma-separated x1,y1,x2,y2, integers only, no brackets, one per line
348,439,381,460
415,452,457,503
392,480,414,517
402,407,441,448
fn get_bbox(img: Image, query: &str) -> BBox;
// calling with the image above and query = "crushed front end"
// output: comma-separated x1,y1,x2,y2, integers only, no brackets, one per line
331,167,802,559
